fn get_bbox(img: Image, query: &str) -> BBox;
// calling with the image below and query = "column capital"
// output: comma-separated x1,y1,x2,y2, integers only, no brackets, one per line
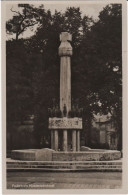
60,32,72,42
59,32,73,57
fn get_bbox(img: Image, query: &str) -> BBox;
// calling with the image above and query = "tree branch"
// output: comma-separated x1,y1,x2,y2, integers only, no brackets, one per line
18,21,38,36
10,7,23,18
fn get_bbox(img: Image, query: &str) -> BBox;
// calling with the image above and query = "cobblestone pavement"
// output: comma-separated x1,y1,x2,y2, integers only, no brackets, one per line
7,171,122,189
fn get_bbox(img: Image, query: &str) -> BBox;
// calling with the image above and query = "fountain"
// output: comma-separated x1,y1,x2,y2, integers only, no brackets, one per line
9,33,121,171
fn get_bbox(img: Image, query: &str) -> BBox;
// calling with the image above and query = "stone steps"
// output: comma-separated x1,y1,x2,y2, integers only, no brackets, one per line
7,167,122,172
7,161,122,165
7,164,122,168
7,159,122,172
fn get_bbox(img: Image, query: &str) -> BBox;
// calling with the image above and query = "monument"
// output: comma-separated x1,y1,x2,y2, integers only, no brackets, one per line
49,32,82,152
10,32,121,165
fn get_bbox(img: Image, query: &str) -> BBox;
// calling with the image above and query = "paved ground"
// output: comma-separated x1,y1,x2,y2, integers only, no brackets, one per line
7,171,122,189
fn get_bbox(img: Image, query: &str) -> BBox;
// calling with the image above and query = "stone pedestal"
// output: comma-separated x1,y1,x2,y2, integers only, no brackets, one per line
49,117,82,151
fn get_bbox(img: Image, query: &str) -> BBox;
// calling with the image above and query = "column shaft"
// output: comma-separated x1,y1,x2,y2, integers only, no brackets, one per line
60,57,71,113
63,130,68,151
76,130,80,151
72,130,76,151
54,130,58,151
51,130,54,149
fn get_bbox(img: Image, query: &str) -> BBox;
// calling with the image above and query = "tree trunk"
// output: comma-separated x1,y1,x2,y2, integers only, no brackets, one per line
16,33,19,41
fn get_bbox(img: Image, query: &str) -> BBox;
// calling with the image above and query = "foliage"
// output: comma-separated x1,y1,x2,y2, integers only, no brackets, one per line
6,4,47,40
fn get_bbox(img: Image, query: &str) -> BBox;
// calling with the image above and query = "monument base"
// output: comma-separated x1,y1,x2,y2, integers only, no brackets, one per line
11,148,121,161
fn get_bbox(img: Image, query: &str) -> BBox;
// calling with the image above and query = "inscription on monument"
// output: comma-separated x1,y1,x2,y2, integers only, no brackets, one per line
49,117,82,129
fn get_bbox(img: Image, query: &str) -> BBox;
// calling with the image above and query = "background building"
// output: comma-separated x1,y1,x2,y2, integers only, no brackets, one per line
91,113,118,149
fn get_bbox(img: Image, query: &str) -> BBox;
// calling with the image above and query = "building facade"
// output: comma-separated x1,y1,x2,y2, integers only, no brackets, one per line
91,113,118,149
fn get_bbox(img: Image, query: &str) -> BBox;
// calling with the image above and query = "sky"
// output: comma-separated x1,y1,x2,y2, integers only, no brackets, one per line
6,2,109,39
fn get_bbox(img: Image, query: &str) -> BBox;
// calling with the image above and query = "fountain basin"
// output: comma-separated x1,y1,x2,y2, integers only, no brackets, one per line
52,150,121,161
11,148,121,161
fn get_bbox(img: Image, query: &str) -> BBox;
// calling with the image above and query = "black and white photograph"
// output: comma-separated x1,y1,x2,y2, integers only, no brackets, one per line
2,0,128,194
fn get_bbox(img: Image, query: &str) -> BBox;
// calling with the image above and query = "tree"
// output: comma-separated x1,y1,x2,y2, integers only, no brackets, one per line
77,4,122,148
6,4,46,40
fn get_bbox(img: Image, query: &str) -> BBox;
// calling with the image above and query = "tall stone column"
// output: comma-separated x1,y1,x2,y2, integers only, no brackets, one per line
59,32,72,113
54,130,58,151
59,32,72,151
63,130,68,151
72,130,76,151
76,130,80,151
